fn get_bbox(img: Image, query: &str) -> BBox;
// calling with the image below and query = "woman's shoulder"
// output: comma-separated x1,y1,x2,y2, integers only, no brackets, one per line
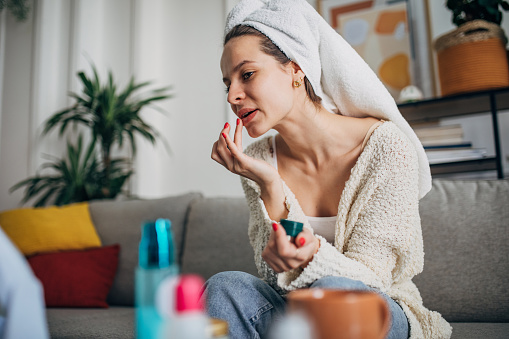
243,135,273,160
368,121,418,164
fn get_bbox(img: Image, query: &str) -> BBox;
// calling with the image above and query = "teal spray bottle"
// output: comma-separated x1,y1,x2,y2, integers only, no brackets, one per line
135,218,178,339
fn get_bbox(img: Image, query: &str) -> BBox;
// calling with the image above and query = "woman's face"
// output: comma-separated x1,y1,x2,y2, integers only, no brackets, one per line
220,35,297,138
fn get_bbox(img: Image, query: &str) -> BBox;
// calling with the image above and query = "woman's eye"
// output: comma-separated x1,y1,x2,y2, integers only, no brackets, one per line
242,72,253,80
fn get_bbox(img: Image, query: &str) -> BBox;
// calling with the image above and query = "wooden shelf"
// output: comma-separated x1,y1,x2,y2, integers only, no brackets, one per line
398,87,509,123
430,157,497,176
397,88,507,179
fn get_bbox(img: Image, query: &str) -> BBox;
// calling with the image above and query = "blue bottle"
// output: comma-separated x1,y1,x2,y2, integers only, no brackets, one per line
135,219,178,339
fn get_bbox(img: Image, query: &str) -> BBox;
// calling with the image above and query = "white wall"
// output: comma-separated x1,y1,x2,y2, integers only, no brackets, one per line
1,0,508,211
0,2,35,210
131,0,240,199
0,0,240,212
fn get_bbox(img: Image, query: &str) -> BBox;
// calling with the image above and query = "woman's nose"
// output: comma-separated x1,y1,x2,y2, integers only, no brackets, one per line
227,83,245,104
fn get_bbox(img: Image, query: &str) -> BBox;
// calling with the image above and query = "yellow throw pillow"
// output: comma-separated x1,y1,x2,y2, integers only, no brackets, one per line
0,202,101,256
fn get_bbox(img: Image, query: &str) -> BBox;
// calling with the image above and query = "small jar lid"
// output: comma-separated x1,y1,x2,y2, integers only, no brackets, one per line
209,318,229,336
280,219,303,237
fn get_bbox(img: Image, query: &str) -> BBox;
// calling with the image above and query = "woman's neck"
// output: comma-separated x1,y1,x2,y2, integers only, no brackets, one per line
273,103,363,169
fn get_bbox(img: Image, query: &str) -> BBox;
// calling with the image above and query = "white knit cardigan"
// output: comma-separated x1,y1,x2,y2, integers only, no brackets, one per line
241,122,452,339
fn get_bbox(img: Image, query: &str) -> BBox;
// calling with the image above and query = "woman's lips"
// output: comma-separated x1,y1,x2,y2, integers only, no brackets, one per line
238,108,256,118
241,109,258,125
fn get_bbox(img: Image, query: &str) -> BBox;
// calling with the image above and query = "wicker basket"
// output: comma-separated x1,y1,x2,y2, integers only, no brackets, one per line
434,20,509,96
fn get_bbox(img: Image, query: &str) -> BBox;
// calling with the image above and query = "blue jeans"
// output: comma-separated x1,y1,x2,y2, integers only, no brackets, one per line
205,271,409,339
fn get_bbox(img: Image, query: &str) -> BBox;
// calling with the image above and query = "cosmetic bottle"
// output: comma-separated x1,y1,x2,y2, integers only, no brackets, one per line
135,218,178,339
280,218,304,243
170,274,210,339
267,312,315,339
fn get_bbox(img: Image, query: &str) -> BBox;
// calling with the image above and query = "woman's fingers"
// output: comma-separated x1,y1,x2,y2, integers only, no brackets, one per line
220,133,235,170
263,250,291,273
265,252,291,273
273,224,288,251
213,121,280,186
276,223,318,265
295,229,311,249
295,229,320,268
212,122,236,170
233,118,243,149
273,222,296,258
266,223,305,269
221,128,250,174
210,141,226,166
219,122,231,152
211,132,231,168
222,131,242,158
263,228,289,273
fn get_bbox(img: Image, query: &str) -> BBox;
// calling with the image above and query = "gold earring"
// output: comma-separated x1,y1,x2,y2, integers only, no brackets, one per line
294,78,303,88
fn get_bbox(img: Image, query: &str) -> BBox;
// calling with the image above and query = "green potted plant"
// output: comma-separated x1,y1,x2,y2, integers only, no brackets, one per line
0,0,30,22
446,0,509,26
11,64,172,206
10,135,132,207
434,0,509,96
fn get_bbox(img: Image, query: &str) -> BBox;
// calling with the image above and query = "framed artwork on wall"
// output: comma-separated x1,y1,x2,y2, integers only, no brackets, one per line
317,0,437,99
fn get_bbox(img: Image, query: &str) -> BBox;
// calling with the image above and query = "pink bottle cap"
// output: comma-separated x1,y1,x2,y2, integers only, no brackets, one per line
175,274,205,313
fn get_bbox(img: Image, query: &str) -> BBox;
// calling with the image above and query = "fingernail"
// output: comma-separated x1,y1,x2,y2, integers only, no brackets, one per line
236,118,240,125
224,122,229,129
222,133,227,139
299,238,305,246
272,223,278,231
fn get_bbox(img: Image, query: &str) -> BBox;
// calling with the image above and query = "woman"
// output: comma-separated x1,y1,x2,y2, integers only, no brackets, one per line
208,1,451,338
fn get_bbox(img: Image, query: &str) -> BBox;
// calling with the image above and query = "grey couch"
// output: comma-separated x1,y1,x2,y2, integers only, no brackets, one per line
46,179,509,338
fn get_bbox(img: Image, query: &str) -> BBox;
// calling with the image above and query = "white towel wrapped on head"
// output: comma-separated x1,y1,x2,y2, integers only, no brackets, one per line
225,0,431,198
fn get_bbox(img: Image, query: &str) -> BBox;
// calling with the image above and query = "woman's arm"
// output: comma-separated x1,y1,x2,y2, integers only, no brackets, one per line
259,178,288,224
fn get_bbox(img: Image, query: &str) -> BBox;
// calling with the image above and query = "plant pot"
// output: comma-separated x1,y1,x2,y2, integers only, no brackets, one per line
434,20,509,96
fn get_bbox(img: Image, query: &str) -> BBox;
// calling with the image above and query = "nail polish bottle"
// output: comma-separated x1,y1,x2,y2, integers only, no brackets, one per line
280,219,304,243
170,274,209,339
135,219,178,339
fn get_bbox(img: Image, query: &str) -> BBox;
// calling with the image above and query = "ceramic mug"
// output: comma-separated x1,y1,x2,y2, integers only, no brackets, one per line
287,289,390,339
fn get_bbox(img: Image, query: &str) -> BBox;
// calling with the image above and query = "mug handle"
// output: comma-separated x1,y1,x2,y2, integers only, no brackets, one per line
377,294,391,339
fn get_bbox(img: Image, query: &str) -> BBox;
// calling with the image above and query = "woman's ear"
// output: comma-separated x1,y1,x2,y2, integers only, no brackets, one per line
290,61,306,78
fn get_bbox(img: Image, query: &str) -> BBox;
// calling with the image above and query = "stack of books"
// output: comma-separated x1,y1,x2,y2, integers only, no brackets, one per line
425,147,487,165
414,124,464,147
412,123,487,164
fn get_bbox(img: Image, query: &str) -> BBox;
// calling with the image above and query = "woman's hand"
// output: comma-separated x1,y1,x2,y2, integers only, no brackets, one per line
262,222,320,273
211,119,279,187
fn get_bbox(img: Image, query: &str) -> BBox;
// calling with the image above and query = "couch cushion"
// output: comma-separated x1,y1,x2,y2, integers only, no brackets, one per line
415,179,509,322
450,322,509,339
28,245,120,308
0,202,101,256
181,197,258,280
46,307,134,339
88,192,202,306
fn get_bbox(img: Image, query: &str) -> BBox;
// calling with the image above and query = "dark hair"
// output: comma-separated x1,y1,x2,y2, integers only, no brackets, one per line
224,25,322,106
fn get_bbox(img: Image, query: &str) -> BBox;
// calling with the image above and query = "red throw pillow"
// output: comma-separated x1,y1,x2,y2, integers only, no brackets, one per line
28,244,120,308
